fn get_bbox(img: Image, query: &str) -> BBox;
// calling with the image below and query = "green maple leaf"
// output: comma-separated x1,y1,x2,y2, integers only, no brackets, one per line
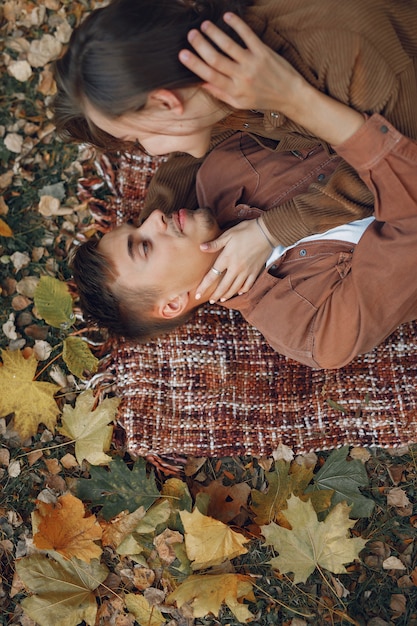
76,456,160,520
262,495,366,584
59,390,119,465
305,446,375,518
16,552,108,626
0,349,61,439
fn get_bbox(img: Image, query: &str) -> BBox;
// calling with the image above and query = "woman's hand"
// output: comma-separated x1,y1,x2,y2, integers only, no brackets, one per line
179,12,307,114
179,12,365,144
195,218,274,303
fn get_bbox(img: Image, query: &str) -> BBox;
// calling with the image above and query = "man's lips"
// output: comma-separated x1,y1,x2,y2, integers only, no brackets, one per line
172,210,187,233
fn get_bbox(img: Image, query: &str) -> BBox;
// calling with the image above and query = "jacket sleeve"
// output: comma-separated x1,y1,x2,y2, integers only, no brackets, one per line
253,6,417,245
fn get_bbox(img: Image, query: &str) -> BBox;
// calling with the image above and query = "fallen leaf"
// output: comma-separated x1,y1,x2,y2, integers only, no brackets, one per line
167,573,255,621
153,528,183,565
4,133,23,154
250,460,293,525
125,593,165,626
8,59,33,81
0,217,13,237
383,556,406,570
62,336,99,378
194,478,250,524
101,507,147,550
262,496,366,583
32,493,102,562
59,390,119,465
34,276,75,329
16,552,108,626
76,457,160,520
28,34,62,67
0,349,61,439
180,508,249,570
305,446,375,518
272,443,294,462
387,487,411,508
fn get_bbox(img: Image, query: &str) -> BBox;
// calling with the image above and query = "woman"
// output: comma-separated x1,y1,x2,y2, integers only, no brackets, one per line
54,0,417,301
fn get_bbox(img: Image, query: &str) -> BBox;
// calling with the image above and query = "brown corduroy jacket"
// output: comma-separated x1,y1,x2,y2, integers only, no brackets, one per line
143,0,417,246
197,116,417,369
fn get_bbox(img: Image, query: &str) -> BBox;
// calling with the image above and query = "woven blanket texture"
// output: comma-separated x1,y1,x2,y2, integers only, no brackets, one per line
89,150,417,457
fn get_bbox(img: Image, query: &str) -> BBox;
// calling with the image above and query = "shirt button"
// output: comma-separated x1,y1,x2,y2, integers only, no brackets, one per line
271,112,279,118
380,125,388,133
270,264,277,271
299,249,307,257
243,123,250,128
317,173,325,181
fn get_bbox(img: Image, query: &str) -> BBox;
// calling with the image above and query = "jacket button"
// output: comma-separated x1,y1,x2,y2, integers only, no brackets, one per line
270,264,277,271
271,112,279,118
317,173,325,181
299,249,307,256
380,125,388,133
243,123,250,128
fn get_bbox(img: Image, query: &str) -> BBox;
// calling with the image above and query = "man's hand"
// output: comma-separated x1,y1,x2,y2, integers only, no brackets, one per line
178,12,306,113
195,218,274,303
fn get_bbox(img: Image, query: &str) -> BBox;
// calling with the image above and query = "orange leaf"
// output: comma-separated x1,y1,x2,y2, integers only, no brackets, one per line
0,217,13,237
32,493,102,562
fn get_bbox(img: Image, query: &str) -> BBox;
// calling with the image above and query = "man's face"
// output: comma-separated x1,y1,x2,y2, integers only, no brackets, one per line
99,208,222,311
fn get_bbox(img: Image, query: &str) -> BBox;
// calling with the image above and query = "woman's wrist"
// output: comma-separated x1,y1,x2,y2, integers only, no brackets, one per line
281,81,366,146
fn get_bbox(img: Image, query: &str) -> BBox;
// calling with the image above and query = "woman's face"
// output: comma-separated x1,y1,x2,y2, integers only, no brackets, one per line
84,87,227,157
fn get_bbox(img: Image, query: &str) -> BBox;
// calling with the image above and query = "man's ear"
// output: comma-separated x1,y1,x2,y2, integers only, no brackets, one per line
147,89,184,114
158,292,190,319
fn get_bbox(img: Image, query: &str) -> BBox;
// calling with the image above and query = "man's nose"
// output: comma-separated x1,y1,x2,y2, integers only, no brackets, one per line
142,209,167,232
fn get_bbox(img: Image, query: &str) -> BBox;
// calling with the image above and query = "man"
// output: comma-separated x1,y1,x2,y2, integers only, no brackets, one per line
71,65,417,370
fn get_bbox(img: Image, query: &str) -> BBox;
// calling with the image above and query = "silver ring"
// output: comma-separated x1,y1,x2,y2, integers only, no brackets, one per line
211,267,222,276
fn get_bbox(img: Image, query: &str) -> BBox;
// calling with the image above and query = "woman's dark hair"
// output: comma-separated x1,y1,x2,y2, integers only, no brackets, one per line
53,0,251,149
70,235,193,340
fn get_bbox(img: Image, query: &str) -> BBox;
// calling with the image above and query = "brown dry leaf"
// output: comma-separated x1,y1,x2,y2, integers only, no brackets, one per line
32,493,103,562
387,487,411,508
390,594,406,619
101,506,147,550
0,349,60,439
133,567,155,591
153,529,183,565
167,573,255,621
194,478,250,524
0,217,13,237
180,508,249,570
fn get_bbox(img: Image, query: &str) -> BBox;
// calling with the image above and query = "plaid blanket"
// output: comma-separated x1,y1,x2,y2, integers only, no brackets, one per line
84,150,417,458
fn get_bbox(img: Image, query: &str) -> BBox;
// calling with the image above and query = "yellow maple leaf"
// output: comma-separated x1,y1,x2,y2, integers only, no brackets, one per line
262,495,367,584
167,573,255,621
180,508,249,570
58,389,120,465
0,349,60,439
125,593,165,626
32,493,103,562
16,552,108,626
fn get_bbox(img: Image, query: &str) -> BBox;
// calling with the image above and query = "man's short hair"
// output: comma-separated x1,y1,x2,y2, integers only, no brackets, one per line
70,236,193,341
